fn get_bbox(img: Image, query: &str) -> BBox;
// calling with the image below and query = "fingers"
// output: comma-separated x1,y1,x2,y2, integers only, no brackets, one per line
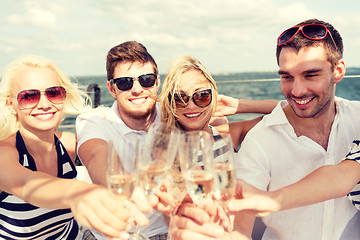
177,203,210,223
131,187,152,213
73,189,131,238
126,202,150,226
171,214,224,240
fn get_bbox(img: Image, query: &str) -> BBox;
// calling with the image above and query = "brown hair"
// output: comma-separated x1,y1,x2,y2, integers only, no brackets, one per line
106,41,158,80
276,19,343,69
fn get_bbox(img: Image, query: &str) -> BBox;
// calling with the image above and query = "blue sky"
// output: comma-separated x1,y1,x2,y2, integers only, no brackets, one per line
1,0,359,76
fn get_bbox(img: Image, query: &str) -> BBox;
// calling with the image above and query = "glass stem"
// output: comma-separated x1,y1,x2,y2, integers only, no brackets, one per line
167,204,180,240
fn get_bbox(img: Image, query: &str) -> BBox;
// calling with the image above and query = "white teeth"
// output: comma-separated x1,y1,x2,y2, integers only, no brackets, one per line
131,98,146,104
35,113,54,120
185,113,201,118
295,99,311,105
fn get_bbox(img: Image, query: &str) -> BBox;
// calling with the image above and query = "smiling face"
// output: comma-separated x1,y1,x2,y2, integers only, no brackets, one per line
108,61,159,122
8,67,65,133
174,69,213,131
278,46,341,119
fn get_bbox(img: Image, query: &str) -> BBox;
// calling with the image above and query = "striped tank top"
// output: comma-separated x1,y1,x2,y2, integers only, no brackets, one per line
0,131,81,239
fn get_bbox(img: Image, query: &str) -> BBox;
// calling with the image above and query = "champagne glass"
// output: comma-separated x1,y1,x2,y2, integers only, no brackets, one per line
162,134,187,240
213,132,236,239
106,137,149,240
179,131,215,208
213,133,236,203
138,122,181,198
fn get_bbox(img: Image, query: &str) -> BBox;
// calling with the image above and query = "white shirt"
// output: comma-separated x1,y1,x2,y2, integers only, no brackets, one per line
76,101,168,238
236,98,360,240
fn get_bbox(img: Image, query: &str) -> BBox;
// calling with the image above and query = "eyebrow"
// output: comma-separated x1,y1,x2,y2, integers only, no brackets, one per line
278,70,288,75
278,68,323,75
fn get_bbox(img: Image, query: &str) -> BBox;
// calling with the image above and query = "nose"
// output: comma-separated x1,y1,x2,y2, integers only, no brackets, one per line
131,78,144,95
186,97,198,109
291,78,307,97
36,93,52,109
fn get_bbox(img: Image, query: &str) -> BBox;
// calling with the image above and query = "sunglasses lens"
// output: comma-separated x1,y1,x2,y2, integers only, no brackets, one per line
45,86,66,104
115,77,133,91
139,74,157,88
174,93,189,108
17,90,41,109
278,27,299,45
193,89,212,107
302,24,327,39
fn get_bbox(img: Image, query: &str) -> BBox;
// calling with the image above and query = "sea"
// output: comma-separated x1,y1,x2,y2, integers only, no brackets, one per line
59,68,360,132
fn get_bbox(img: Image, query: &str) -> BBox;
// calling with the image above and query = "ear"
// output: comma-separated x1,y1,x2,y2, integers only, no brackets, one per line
155,75,161,92
107,81,117,99
6,98,17,115
333,59,345,84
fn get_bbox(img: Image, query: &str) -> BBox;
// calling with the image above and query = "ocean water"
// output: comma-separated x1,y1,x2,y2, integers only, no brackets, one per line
60,69,360,131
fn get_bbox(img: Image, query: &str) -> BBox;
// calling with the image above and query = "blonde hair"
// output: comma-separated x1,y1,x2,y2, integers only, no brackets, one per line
0,55,91,140
159,55,218,129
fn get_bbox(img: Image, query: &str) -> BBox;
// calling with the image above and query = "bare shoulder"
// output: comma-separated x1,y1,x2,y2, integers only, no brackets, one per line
0,134,20,167
55,131,76,160
0,134,17,152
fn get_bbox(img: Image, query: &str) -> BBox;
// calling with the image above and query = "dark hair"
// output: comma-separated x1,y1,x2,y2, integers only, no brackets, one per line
276,19,343,68
106,41,158,80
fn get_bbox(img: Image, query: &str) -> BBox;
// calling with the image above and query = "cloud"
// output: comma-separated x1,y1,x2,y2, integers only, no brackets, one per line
4,0,65,30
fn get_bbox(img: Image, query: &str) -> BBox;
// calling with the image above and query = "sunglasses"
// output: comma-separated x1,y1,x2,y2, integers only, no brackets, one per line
12,86,66,110
109,73,157,91
170,89,212,109
277,23,337,50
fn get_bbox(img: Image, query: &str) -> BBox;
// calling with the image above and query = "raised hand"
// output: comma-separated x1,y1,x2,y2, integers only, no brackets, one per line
227,179,281,217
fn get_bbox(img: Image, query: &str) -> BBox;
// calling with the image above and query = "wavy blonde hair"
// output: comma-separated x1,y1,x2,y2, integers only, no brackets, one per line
0,55,91,140
159,55,218,129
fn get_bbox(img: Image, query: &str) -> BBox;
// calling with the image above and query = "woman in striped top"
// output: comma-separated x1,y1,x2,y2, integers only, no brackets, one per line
0,55,152,239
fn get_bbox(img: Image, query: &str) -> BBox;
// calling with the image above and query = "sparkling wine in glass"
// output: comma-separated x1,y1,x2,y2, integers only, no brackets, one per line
180,131,215,208
138,122,181,198
213,133,236,203
106,137,149,240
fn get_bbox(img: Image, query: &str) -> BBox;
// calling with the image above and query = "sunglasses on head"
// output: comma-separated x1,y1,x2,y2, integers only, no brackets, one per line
169,89,212,109
277,23,337,50
109,73,157,91
12,86,66,110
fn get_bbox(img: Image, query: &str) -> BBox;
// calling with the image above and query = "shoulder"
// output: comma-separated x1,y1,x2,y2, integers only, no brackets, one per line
0,135,19,163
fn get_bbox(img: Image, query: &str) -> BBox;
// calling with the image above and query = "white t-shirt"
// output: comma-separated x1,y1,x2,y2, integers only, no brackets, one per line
236,98,360,240
76,101,168,238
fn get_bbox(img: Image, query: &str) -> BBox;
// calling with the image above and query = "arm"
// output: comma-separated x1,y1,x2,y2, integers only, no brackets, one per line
0,143,152,239
228,160,360,216
215,95,278,117
78,138,108,186
215,116,263,151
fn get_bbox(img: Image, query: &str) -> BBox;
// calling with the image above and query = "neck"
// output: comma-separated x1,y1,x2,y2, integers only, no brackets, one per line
283,102,337,150
19,127,56,153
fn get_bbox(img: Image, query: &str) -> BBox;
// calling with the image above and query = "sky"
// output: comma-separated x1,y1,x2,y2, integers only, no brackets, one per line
1,0,360,76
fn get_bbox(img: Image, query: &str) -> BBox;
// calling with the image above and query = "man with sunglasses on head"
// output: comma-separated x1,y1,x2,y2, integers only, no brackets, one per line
171,19,360,240
75,41,168,240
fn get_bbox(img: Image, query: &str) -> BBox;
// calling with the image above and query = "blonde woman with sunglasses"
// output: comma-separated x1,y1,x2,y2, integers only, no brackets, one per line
159,55,277,150
156,55,277,239
0,55,152,239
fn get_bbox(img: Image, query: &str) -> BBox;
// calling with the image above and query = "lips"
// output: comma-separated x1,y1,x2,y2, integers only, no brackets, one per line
294,98,311,105
129,97,147,105
184,112,202,119
32,112,55,120
292,97,314,109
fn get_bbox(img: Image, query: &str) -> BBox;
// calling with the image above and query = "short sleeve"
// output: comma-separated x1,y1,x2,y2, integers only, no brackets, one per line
346,140,360,210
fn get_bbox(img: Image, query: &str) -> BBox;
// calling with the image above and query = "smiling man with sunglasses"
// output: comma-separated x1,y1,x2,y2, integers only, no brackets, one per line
169,19,360,240
75,41,168,240
231,19,360,239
